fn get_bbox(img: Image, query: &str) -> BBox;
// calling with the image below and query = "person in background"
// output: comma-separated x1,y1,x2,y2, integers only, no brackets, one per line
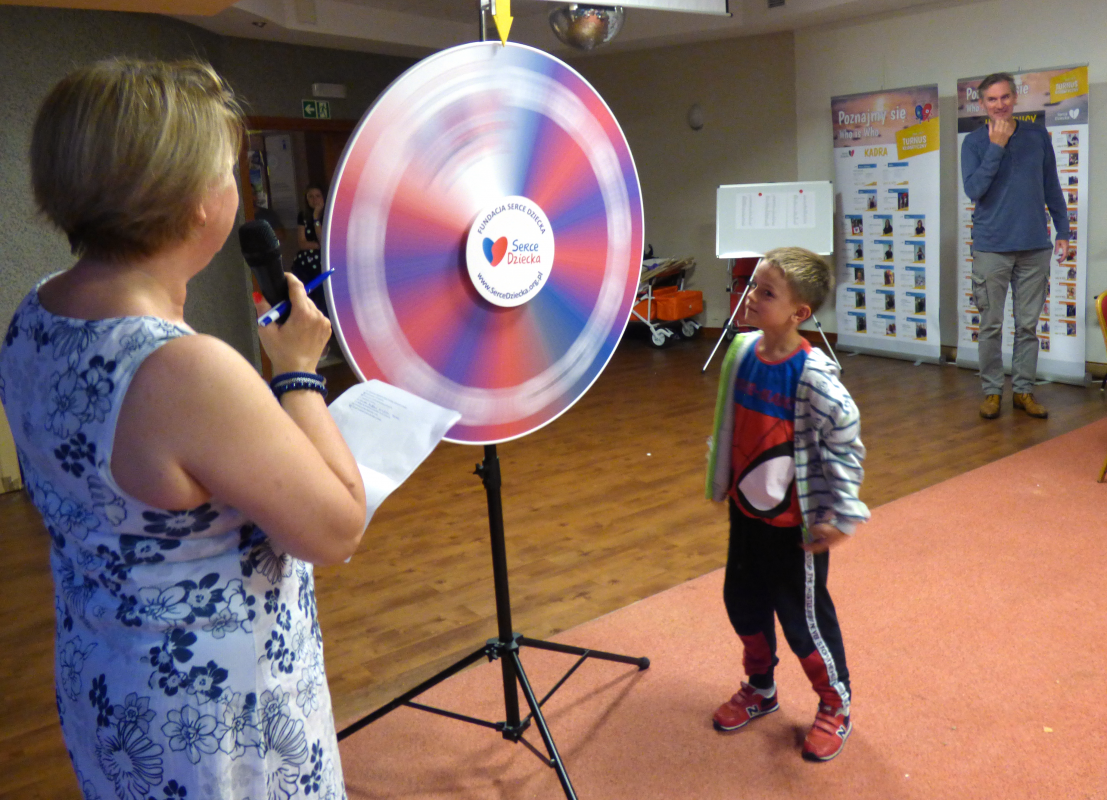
0,58,366,799
961,72,1070,420
705,247,869,763
293,184,329,316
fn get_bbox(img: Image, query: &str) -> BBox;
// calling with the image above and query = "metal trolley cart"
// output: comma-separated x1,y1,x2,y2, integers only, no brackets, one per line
631,257,703,347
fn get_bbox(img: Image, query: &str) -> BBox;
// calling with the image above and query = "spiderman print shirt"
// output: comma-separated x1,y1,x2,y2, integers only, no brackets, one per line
729,338,811,526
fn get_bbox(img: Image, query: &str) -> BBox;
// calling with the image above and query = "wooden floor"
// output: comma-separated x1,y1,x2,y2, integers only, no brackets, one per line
3,331,1105,798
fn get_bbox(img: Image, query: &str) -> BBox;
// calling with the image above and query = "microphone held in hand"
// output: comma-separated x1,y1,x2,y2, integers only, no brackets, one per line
239,220,290,324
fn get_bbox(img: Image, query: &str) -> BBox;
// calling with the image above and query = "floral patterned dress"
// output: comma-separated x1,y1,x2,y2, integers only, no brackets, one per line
0,283,346,800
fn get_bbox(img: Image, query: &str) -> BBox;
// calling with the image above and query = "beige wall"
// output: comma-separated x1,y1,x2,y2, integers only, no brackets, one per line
0,7,259,362
572,33,798,328
0,7,415,486
14,4,1105,356
0,6,414,367
795,0,1107,361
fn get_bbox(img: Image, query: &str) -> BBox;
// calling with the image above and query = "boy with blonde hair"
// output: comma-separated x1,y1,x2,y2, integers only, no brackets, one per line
705,247,869,762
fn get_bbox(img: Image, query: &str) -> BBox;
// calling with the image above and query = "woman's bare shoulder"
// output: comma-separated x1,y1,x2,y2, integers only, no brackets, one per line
141,331,254,374
126,333,269,421
112,333,272,508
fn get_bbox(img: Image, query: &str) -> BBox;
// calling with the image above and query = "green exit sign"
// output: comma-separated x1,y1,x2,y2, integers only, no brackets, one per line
302,99,332,120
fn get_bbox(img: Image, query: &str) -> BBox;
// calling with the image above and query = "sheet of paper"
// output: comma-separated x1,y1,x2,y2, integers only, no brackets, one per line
736,191,813,229
328,379,461,523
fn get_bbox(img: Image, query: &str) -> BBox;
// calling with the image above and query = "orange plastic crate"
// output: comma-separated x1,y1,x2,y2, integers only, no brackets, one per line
633,286,672,321
654,288,703,321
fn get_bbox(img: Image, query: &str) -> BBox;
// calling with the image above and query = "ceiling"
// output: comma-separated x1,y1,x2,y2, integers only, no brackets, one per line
175,0,987,59
1,0,986,58
0,0,237,14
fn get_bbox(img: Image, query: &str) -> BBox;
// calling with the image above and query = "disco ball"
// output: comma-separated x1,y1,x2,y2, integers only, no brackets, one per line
549,4,625,51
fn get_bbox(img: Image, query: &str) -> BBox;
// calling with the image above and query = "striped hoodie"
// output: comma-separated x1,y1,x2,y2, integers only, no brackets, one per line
706,332,870,539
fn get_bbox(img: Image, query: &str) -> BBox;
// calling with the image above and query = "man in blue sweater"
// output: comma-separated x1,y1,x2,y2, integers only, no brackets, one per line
962,72,1070,419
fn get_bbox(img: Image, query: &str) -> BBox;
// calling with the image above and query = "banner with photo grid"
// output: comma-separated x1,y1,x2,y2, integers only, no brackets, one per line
955,65,1088,385
832,85,941,362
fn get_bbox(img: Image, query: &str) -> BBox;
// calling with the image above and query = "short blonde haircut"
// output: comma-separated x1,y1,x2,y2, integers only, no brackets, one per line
31,58,244,261
761,247,834,314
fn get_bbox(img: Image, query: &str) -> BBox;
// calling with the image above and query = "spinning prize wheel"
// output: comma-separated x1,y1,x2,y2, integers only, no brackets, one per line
325,42,644,444
328,45,652,782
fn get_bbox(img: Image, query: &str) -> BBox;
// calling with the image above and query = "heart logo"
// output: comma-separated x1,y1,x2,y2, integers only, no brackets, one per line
483,236,508,266
849,149,855,156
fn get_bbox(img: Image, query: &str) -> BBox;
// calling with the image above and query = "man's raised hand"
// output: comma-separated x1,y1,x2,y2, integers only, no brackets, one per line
988,118,1014,147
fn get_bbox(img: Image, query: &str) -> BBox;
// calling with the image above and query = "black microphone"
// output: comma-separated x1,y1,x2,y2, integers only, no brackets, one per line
238,219,290,324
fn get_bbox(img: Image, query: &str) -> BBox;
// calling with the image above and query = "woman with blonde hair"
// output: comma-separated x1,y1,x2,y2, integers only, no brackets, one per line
0,58,365,799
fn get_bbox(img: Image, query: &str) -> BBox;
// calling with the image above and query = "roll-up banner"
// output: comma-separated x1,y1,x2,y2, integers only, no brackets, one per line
832,86,942,362
955,66,1089,385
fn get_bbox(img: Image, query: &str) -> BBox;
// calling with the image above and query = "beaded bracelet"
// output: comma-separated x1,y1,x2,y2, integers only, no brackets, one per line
270,371,328,401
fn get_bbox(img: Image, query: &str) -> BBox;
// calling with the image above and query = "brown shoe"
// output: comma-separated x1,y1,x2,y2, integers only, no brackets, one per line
979,395,1001,419
1013,393,1048,418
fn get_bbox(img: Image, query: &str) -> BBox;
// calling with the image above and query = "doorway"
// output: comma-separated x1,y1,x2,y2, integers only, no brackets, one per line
240,116,353,264
238,116,355,371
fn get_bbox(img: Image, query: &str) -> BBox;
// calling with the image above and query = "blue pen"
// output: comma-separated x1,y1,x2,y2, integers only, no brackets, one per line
258,270,336,327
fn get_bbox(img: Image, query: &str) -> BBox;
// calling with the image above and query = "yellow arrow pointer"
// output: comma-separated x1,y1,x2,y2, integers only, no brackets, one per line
492,0,513,46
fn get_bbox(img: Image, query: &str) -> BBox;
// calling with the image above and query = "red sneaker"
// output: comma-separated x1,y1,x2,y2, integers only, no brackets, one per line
801,704,851,762
712,683,779,731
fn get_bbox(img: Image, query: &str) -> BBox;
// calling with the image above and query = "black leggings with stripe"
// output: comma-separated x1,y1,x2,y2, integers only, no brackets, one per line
723,499,851,710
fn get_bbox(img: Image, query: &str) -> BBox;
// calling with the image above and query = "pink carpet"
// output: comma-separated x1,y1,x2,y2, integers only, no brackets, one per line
339,418,1107,799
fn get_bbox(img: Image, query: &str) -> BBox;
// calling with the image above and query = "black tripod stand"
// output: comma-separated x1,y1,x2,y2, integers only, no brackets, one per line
338,444,650,799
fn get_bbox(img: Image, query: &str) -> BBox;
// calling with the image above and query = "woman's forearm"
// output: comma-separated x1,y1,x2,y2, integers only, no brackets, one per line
279,389,365,507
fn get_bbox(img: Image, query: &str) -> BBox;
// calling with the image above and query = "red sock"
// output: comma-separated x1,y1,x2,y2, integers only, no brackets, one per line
799,651,846,710
740,633,776,688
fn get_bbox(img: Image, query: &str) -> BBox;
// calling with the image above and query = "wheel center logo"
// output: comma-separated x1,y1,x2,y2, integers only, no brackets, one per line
466,196,554,307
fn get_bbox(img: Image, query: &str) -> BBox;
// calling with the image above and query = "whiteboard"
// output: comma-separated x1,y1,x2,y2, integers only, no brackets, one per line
716,181,833,257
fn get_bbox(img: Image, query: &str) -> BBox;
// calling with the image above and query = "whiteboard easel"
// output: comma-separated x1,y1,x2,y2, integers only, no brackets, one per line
716,181,833,258
705,181,836,372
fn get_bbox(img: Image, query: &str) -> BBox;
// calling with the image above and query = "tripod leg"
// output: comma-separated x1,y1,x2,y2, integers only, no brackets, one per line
339,443,648,798
702,281,749,373
812,314,842,371
510,649,578,800
477,444,522,730
499,647,522,737
518,636,650,669
337,644,493,740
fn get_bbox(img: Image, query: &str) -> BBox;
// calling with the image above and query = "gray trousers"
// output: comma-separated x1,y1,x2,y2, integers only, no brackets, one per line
970,248,1051,396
